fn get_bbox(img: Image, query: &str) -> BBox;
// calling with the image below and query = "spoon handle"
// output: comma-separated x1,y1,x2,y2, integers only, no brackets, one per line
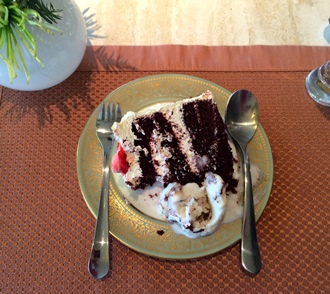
88,150,110,280
241,149,262,274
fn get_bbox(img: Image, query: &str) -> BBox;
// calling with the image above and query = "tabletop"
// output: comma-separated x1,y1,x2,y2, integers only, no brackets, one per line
74,0,330,46
1,1,330,294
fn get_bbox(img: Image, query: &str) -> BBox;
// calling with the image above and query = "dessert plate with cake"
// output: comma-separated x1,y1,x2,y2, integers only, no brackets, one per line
77,74,273,259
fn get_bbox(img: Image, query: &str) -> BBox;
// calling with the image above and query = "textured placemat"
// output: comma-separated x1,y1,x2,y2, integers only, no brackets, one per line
1,71,329,293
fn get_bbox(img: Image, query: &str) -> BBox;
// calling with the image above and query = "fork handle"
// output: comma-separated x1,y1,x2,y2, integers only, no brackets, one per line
88,150,110,279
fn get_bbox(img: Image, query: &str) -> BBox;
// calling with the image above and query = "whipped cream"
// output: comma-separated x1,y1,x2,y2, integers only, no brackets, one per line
158,173,227,238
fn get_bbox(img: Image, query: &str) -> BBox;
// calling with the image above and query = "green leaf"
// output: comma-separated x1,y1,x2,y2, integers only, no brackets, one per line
0,0,62,84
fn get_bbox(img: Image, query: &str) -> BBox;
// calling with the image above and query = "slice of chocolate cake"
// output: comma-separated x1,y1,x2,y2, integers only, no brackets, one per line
111,91,238,193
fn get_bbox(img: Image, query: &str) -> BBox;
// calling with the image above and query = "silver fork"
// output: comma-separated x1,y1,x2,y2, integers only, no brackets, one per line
88,102,121,280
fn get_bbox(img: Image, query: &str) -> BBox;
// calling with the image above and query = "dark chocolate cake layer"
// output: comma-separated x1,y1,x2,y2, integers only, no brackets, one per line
182,99,238,192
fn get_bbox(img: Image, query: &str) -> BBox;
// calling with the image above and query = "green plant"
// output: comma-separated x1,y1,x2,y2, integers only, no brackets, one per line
0,0,62,84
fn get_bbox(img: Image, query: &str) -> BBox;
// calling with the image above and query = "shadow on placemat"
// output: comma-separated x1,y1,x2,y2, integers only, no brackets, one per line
316,103,330,121
0,73,95,128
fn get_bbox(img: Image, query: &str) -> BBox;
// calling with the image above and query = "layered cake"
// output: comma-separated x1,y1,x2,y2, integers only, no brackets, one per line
111,91,240,238
112,91,238,190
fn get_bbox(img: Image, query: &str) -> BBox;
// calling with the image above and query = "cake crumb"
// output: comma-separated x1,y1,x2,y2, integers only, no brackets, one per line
157,230,165,236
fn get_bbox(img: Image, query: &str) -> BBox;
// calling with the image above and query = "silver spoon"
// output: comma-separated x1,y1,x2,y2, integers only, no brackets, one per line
225,89,261,275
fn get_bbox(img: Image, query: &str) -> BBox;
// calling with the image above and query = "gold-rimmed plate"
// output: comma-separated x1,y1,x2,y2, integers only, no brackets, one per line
77,74,273,259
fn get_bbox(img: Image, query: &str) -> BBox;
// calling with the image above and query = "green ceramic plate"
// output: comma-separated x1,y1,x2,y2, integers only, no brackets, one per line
77,74,273,259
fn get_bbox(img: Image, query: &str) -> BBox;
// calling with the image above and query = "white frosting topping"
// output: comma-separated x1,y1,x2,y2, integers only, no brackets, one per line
158,173,227,238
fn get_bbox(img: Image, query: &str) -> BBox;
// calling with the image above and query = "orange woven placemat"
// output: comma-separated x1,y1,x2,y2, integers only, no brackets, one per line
1,71,329,293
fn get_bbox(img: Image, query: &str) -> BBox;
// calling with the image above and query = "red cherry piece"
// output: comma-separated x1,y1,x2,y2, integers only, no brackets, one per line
112,143,129,174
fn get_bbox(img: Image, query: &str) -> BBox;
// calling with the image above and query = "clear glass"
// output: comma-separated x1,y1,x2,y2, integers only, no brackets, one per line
305,60,330,107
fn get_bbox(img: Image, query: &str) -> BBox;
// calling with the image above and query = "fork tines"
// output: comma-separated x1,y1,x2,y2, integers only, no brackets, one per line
115,103,122,122
98,102,122,123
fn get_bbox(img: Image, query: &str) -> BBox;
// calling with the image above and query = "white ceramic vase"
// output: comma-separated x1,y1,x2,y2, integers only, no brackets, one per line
0,0,87,91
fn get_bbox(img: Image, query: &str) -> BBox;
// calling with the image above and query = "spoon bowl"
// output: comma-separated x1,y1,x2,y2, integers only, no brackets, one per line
225,90,259,145
225,89,261,275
